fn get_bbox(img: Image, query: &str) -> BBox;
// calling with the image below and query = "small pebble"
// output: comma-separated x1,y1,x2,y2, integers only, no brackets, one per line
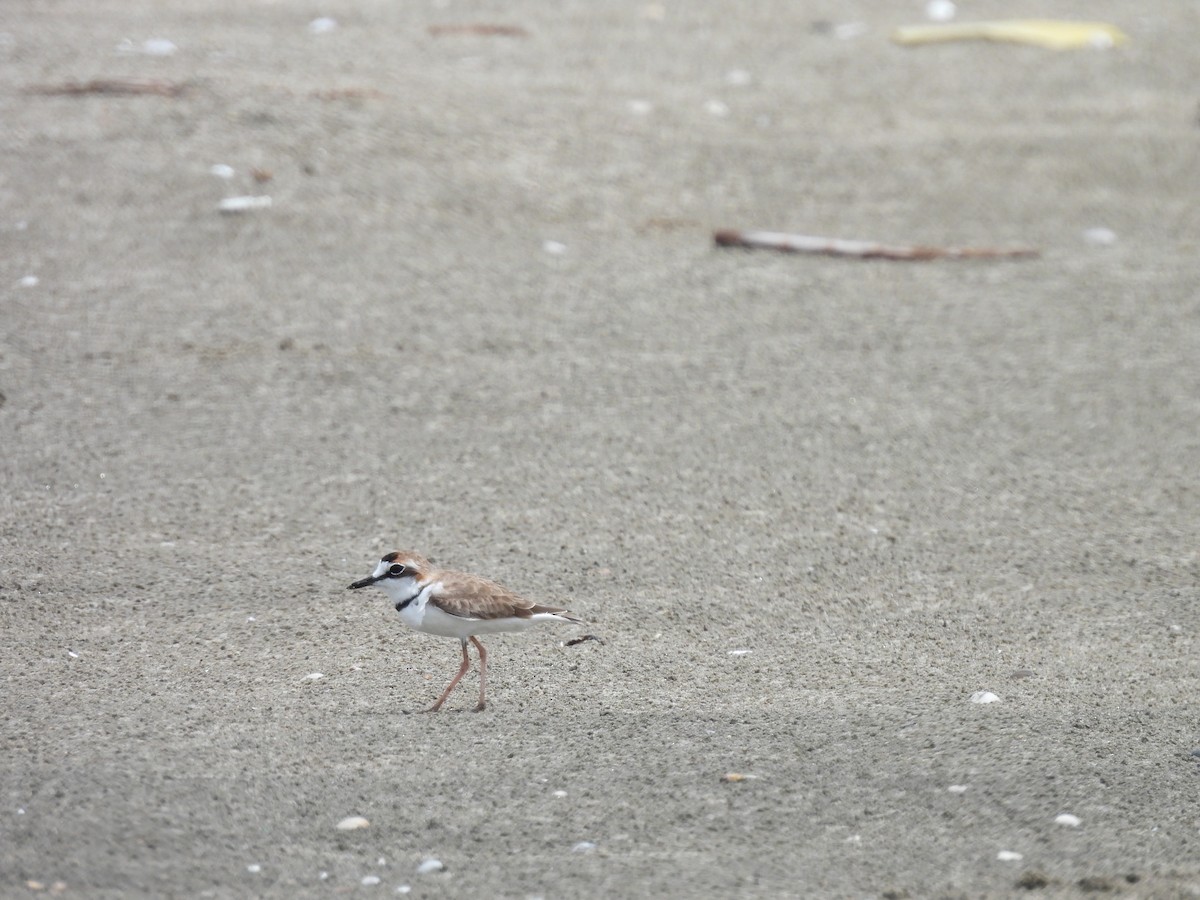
571,841,597,854
415,858,444,875
362,875,382,886
1055,813,1081,827
395,887,411,895
627,99,653,115
19,275,39,287
210,164,235,179
67,650,79,659
304,672,325,681
336,816,370,831
552,790,567,798
969,691,1000,704
727,649,752,656
542,240,567,255
947,784,968,794
308,17,338,35
247,864,262,874
997,850,1024,862
1190,748,1200,758
721,773,749,783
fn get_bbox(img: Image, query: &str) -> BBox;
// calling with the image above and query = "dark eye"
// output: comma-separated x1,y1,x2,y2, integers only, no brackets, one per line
388,564,407,577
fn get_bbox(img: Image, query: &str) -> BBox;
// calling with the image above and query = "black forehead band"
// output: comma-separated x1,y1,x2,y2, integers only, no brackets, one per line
382,551,399,563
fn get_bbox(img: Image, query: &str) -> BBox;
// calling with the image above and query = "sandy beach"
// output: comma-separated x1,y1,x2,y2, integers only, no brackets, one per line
3,1,1198,896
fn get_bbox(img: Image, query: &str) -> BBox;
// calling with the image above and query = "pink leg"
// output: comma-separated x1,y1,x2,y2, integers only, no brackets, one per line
426,640,471,712
471,637,488,712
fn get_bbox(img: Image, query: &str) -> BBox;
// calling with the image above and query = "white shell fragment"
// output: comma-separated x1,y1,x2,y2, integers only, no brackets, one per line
144,38,178,55
246,864,262,873
542,240,567,255
415,859,444,875
727,649,752,656
997,850,1024,862
336,816,370,831
308,17,338,35
969,691,1000,704
219,195,272,213
1083,227,1117,246
303,672,325,681
947,784,968,794
571,841,597,854
19,275,39,287
210,164,235,179
1055,813,1082,827
925,0,957,22
361,875,381,886
116,37,178,55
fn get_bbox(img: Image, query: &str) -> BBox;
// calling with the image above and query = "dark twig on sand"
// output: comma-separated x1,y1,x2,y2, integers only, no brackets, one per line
563,634,605,648
714,229,1039,261
27,78,189,97
428,24,530,37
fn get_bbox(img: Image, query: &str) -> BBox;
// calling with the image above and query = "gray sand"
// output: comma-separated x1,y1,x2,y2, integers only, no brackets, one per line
3,2,1198,897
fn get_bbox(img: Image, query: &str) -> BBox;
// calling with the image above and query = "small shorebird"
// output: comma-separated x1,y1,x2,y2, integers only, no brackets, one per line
349,550,584,712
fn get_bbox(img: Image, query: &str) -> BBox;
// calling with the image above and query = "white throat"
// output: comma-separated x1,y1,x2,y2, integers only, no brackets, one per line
374,574,423,608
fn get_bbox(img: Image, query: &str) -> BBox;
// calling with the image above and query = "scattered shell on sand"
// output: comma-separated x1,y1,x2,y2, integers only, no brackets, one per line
925,0,956,22
997,850,1024,862
1083,227,1117,246
303,672,325,681
1055,813,1081,827
969,691,1000,704
361,875,381,886
571,841,597,854
947,784,968,793
416,858,445,875
336,816,370,831
218,195,272,213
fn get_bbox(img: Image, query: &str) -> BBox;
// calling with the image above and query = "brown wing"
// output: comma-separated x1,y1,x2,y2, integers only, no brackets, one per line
427,573,543,620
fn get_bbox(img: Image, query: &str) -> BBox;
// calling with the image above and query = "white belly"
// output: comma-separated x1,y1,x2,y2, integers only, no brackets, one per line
398,597,547,640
